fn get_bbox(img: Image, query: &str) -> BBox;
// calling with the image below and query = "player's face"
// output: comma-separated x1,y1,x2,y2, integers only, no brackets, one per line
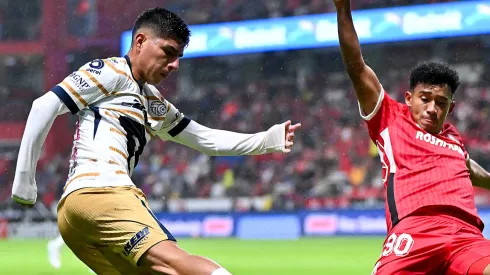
136,33,184,85
405,83,455,134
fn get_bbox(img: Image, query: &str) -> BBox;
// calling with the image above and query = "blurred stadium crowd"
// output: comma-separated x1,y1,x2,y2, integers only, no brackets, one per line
163,0,457,24
1,0,489,212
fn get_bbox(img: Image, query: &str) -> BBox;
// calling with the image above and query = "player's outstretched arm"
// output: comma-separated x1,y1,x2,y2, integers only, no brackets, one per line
467,158,490,190
334,0,382,115
158,119,301,156
12,92,68,205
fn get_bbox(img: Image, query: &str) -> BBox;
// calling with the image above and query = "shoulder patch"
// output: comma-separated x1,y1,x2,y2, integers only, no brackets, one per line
150,101,168,116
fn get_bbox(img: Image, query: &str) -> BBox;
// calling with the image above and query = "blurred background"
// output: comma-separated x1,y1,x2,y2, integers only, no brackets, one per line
1,0,490,274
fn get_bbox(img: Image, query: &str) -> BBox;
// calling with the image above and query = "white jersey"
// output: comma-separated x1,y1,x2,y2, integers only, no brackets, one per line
53,56,189,197
12,54,287,204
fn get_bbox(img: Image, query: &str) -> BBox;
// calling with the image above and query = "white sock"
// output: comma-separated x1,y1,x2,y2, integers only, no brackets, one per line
53,235,65,248
211,267,232,275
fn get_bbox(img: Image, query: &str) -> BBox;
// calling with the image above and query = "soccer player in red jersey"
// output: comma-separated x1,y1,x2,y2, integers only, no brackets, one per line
334,0,490,274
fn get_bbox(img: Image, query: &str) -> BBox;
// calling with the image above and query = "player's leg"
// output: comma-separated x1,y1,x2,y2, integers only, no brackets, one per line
58,192,122,274
63,240,118,275
47,234,65,269
59,186,231,275
448,249,490,275
445,224,490,275
138,239,230,275
372,237,446,275
132,188,231,275
371,215,456,275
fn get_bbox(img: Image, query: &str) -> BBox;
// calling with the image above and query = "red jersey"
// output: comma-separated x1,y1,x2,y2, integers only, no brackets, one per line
362,90,483,231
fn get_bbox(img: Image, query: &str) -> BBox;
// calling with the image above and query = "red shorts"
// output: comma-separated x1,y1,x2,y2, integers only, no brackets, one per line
372,214,490,275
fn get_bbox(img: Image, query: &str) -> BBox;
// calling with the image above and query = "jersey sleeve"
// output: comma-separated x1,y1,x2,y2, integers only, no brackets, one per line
51,59,120,114
360,88,405,140
154,99,287,156
156,99,191,139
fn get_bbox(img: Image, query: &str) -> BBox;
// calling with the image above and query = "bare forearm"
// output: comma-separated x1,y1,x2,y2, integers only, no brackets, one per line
468,158,490,189
336,1,364,75
334,0,381,114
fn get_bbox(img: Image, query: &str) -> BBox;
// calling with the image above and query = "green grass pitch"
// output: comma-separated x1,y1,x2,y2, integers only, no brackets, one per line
0,237,383,274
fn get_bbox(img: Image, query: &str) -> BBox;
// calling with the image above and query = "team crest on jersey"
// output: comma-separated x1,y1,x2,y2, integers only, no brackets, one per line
150,101,167,116
123,227,150,256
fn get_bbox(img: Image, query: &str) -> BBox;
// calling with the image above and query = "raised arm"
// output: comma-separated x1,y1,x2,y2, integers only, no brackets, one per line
467,158,490,190
334,0,382,115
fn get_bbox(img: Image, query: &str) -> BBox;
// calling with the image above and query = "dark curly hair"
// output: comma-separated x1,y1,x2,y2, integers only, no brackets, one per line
132,7,191,48
409,61,460,94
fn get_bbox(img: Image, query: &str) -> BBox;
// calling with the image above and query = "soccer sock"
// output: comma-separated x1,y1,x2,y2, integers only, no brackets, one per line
211,267,232,275
53,235,65,249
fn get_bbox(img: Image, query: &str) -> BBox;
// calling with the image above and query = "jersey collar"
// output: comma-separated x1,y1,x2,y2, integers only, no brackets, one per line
124,55,144,91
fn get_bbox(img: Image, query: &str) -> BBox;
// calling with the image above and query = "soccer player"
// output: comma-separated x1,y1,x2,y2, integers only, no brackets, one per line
12,7,301,275
334,0,490,274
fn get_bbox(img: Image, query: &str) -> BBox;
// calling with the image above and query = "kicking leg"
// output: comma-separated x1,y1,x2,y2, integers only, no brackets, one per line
139,241,231,275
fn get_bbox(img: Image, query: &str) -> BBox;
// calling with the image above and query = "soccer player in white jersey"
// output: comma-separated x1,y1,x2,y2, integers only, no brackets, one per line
12,7,301,275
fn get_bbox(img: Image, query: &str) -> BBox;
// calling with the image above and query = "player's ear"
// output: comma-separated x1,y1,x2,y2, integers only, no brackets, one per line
405,91,413,107
133,33,147,52
448,101,456,115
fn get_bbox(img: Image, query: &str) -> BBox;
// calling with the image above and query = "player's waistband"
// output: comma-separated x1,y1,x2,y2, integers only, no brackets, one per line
62,177,135,200
404,205,484,232
60,162,133,200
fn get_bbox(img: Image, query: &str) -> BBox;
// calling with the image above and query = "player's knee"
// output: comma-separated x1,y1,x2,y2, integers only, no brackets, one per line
140,241,186,275
140,240,222,275
147,264,178,275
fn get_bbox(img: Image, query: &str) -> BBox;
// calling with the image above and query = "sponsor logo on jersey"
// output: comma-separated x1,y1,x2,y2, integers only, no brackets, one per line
415,131,464,156
89,59,104,70
123,226,150,256
69,72,91,90
86,68,101,75
150,101,167,116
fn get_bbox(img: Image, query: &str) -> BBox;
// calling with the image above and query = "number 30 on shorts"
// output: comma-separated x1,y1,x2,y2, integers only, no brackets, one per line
382,233,414,257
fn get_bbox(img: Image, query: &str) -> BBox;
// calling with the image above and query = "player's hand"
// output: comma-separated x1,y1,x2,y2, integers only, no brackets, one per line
11,173,37,206
284,120,301,153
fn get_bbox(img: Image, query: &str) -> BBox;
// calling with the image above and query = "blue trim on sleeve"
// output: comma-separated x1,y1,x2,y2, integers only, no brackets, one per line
51,85,80,114
168,117,191,137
